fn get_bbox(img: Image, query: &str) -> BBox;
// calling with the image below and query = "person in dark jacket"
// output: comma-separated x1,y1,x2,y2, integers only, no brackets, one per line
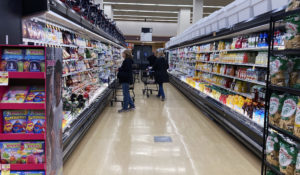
147,52,157,67
117,50,135,112
153,51,169,101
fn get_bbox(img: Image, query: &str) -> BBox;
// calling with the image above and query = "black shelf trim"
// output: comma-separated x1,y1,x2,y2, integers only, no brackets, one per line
270,85,300,96
265,161,284,175
269,124,300,143
271,49,300,55
272,8,300,21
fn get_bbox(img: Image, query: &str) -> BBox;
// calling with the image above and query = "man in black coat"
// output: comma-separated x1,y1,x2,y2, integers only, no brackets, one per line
147,52,157,67
153,51,169,101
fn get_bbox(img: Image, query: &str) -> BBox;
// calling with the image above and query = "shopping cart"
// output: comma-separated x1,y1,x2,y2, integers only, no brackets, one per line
110,73,135,106
141,68,158,98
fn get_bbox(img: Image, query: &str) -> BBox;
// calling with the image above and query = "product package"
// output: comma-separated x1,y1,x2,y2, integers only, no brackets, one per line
23,171,45,175
279,141,298,175
290,58,300,89
295,152,300,175
26,110,45,133
22,141,45,164
1,49,24,72
294,100,300,137
269,93,284,126
279,95,298,133
25,87,45,103
1,86,28,103
266,132,280,167
270,56,289,87
3,110,27,133
0,142,22,164
10,172,23,175
285,14,300,49
24,49,45,72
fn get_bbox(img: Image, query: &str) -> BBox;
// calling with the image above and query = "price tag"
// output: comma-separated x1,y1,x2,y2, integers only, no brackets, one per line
0,72,8,86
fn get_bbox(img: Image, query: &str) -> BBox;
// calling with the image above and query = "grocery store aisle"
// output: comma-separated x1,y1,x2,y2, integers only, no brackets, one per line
64,83,260,175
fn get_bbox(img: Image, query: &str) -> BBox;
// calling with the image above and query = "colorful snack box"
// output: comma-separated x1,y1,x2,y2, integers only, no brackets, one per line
22,141,45,164
0,142,22,164
24,49,45,72
3,110,27,133
25,87,45,103
1,86,28,103
24,171,45,175
1,49,24,72
26,110,45,133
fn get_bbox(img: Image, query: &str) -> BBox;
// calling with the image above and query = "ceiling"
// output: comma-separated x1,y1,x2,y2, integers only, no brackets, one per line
103,0,234,23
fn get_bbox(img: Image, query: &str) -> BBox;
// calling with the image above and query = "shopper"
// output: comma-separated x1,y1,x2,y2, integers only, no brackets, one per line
117,50,135,112
153,50,169,101
147,52,157,67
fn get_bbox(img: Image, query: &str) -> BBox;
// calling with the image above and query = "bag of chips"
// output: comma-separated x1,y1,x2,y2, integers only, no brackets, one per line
294,100,300,137
3,110,27,133
26,110,45,133
269,93,284,126
266,132,280,167
279,141,298,175
295,152,300,175
270,56,289,87
279,95,298,133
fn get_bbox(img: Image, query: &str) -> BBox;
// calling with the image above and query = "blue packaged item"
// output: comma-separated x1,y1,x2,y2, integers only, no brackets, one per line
24,172,44,175
26,110,45,133
3,110,27,133
1,49,24,72
24,49,45,72
25,87,45,103
10,171,23,175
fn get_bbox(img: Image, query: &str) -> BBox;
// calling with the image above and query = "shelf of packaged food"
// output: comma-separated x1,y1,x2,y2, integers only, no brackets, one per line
196,69,266,86
174,70,188,75
8,164,46,171
195,60,267,68
0,103,45,110
194,47,270,54
264,161,284,175
169,74,263,157
272,49,300,55
72,82,98,94
62,68,94,77
199,78,253,99
8,72,45,79
269,85,300,96
269,124,300,143
0,133,45,141
23,38,78,48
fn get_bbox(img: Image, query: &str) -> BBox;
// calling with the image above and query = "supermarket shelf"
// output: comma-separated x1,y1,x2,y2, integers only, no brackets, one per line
201,79,252,99
62,69,94,77
0,103,45,110
194,47,269,54
264,161,284,175
8,72,45,79
9,164,46,171
0,133,45,141
23,38,78,48
270,85,300,96
196,69,266,86
269,124,300,143
272,49,300,55
169,74,263,157
196,60,267,68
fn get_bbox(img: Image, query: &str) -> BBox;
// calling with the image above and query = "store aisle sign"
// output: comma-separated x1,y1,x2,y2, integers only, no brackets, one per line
0,72,9,86
141,27,152,42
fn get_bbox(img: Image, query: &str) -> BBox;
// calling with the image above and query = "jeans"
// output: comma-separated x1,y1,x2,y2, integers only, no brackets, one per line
158,83,165,98
122,83,135,110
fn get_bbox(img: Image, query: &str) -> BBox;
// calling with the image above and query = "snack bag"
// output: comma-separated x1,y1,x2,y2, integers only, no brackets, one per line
290,58,300,89
26,110,45,133
3,110,27,133
270,56,289,87
25,87,45,103
269,93,284,126
285,14,300,49
1,86,28,103
24,171,45,175
279,141,298,175
0,142,22,164
23,141,45,164
294,100,300,137
279,95,298,133
287,0,300,11
295,152,300,175
266,132,280,167
1,49,24,72
24,49,45,72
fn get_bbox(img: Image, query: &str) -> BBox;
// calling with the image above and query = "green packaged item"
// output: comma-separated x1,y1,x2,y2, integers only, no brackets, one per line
270,56,289,87
295,152,300,175
285,14,300,49
290,58,300,89
280,95,298,133
266,132,280,167
279,141,298,175
269,93,284,126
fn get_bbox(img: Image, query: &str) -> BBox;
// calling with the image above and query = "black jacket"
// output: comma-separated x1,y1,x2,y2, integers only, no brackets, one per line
147,55,157,67
153,57,169,84
118,58,133,84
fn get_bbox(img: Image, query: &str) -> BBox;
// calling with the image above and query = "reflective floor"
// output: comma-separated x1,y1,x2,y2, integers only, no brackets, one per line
64,83,260,175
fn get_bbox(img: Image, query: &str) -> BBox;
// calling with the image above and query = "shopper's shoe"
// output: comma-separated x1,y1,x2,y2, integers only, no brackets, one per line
129,106,136,111
161,97,165,101
156,95,161,98
118,109,129,113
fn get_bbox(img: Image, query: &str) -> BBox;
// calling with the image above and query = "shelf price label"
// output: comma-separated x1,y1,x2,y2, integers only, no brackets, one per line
0,72,8,86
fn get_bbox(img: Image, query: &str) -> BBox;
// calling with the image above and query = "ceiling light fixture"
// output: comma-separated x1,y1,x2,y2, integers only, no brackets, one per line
114,18,178,22
104,2,224,8
113,15,178,19
113,9,178,14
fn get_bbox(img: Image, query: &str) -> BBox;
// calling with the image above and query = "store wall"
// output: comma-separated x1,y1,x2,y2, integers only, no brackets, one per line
116,21,177,37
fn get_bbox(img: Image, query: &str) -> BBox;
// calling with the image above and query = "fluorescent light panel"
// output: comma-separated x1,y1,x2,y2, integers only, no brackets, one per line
114,9,210,15
104,2,223,8
114,18,178,22
114,15,178,19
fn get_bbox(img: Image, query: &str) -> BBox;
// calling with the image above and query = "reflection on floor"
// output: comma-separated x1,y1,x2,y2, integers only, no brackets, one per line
64,83,261,175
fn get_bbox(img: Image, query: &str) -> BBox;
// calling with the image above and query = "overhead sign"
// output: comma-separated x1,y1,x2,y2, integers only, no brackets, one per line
141,27,152,42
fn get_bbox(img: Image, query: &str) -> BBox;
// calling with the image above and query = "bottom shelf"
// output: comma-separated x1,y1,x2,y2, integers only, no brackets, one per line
6,164,46,171
265,161,284,175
